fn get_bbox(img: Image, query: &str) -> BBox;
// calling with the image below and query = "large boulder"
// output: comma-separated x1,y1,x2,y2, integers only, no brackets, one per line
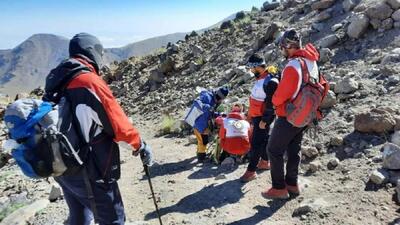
263,1,280,11
319,48,334,63
343,0,357,12
159,57,175,74
253,22,281,50
387,0,400,9
315,9,332,22
318,34,339,48
311,0,336,11
149,69,165,83
234,11,246,21
392,9,400,21
381,18,394,30
334,77,359,94
366,2,394,20
220,20,234,30
347,14,370,39
383,143,400,170
354,109,396,133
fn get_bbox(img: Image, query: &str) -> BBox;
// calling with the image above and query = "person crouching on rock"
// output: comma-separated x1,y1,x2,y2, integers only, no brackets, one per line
216,103,252,164
240,53,280,183
184,87,229,162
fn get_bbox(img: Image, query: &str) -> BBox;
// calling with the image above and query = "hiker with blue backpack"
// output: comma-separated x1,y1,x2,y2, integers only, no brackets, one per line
240,53,280,183
184,87,229,162
4,33,154,225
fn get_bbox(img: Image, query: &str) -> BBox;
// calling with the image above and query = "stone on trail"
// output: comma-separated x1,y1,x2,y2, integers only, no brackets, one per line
309,161,321,173
293,198,329,217
302,146,319,158
330,136,343,146
1,199,49,225
382,143,400,170
48,183,62,202
320,90,336,109
370,169,390,185
215,174,227,180
334,77,359,94
327,158,340,170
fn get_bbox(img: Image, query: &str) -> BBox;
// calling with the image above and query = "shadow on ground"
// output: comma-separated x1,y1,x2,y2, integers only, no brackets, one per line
143,157,197,179
226,200,290,225
144,180,246,220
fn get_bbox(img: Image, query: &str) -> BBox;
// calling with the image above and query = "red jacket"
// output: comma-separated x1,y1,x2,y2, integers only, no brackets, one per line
273,44,320,117
67,57,142,150
218,112,251,155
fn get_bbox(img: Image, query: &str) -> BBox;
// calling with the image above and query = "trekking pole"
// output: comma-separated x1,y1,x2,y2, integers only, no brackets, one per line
143,164,163,225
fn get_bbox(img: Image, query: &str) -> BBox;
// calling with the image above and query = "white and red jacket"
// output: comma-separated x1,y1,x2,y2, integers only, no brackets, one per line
273,43,320,117
248,72,269,119
218,112,252,155
44,56,141,183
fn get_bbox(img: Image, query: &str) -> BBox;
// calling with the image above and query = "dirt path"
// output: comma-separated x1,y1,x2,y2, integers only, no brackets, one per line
29,120,399,225
119,122,399,225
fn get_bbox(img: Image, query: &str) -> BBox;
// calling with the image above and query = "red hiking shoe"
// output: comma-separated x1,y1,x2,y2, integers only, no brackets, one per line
286,184,300,195
240,170,257,183
261,187,289,200
257,160,270,170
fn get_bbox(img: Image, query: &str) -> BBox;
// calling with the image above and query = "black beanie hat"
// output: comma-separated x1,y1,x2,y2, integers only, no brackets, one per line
215,86,229,101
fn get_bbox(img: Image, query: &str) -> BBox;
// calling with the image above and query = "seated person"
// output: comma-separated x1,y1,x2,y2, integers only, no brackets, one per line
216,104,252,163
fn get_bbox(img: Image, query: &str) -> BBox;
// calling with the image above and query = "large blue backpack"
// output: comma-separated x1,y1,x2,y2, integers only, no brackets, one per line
4,98,88,179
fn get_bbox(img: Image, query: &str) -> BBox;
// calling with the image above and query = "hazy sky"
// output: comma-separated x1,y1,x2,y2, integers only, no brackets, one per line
0,0,267,49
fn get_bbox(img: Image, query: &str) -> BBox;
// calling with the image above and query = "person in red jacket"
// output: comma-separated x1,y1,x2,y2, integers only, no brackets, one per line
218,104,251,162
44,33,153,225
262,29,320,199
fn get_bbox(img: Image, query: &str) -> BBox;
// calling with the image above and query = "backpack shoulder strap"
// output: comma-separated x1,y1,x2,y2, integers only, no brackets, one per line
297,58,310,84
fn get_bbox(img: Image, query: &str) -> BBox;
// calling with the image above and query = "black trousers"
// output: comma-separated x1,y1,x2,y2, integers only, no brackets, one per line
247,116,269,172
267,117,305,189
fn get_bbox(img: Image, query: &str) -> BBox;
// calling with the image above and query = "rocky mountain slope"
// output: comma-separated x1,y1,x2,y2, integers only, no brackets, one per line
0,0,400,224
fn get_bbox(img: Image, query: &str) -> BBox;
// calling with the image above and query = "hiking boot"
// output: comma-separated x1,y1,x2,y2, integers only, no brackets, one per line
257,160,270,170
197,153,207,163
261,188,289,200
240,170,257,183
286,184,300,195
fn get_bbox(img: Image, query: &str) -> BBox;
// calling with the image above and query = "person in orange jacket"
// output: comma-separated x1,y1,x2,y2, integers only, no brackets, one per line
240,53,280,183
262,29,320,199
217,104,252,162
